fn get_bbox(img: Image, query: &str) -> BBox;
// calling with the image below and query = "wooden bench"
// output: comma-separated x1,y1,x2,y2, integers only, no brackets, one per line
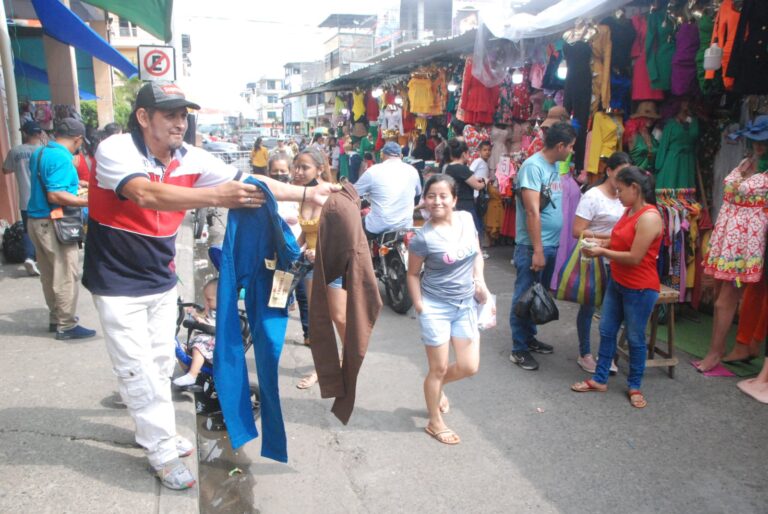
615,284,679,378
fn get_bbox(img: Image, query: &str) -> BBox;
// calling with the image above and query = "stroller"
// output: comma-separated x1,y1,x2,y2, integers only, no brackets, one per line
174,246,260,416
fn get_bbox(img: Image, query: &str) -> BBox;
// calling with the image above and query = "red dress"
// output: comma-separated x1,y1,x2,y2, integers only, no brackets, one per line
458,58,500,125
631,15,665,101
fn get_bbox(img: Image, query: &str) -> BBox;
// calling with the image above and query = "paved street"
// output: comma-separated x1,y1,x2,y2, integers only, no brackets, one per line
197,245,768,514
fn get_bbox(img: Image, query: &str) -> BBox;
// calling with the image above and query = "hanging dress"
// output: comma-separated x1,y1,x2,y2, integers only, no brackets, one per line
591,24,613,115
564,40,593,169
654,118,700,189
645,10,676,91
631,14,665,100
704,160,768,283
670,22,701,97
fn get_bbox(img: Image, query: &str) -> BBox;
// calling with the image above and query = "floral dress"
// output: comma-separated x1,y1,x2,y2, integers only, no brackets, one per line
704,159,768,283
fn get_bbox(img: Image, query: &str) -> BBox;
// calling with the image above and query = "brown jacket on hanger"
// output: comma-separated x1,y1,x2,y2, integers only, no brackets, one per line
309,182,382,424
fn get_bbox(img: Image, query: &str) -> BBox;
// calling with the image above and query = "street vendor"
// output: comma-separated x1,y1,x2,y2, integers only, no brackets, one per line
82,81,337,490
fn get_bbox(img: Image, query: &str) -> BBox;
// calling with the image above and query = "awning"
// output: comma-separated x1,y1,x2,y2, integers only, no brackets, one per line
283,30,476,99
31,0,138,78
14,58,98,100
80,0,174,42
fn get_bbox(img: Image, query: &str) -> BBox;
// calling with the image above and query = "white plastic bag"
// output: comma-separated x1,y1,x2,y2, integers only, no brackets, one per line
476,294,497,331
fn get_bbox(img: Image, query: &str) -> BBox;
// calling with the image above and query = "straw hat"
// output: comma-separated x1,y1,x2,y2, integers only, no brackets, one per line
631,101,660,119
540,106,569,128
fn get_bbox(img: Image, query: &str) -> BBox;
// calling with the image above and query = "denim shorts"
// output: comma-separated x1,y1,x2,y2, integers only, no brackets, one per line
418,295,478,346
305,269,343,289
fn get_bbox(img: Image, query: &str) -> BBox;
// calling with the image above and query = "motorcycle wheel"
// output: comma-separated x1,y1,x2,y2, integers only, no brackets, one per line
193,208,205,239
384,254,412,314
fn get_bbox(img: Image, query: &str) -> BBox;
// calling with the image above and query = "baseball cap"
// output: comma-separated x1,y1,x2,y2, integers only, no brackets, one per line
55,118,89,144
382,141,402,157
20,121,42,135
135,81,201,111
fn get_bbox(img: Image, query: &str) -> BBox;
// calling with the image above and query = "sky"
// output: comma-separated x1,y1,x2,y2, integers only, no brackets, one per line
174,0,388,110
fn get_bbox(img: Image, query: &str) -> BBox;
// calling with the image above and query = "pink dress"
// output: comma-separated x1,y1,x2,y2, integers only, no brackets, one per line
704,160,768,283
631,14,665,101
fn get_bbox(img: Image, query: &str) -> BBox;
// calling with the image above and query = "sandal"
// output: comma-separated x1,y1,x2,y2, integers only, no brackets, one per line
425,426,460,445
571,379,607,393
628,390,647,409
296,372,318,389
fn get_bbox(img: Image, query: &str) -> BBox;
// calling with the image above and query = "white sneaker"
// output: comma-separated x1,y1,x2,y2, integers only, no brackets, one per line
172,374,197,387
609,360,619,375
23,259,40,276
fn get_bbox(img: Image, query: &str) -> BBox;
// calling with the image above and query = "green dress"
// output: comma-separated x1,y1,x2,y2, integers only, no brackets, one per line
654,118,699,189
338,153,349,180
645,10,676,91
629,134,659,172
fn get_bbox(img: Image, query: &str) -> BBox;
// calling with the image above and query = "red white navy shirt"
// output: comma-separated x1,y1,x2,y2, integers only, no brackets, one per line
83,132,241,296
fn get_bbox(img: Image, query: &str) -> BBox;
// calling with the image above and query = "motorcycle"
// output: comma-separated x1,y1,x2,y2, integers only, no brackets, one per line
369,228,416,314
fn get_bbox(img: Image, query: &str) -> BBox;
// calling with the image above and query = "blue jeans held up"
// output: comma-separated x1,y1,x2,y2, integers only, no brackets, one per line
593,279,659,389
509,244,558,352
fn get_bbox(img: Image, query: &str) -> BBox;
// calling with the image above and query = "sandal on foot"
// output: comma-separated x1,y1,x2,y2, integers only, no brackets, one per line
571,379,607,393
425,426,460,445
296,372,318,389
439,393,450,414
628,390,647,408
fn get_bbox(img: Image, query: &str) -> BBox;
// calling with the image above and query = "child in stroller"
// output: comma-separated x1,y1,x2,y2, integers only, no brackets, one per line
174,278,218,388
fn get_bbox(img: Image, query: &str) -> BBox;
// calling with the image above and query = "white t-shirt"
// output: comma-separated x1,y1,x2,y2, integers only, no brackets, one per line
574,186,625,236
470,157,489,198
354,158,422,234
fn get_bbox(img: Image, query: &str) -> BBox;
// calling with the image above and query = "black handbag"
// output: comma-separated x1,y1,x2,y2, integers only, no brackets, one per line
475,186,490,218
35,149,84,245
513,281,559,325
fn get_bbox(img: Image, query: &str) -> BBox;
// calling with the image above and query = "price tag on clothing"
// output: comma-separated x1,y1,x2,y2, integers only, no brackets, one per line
268,270,294,308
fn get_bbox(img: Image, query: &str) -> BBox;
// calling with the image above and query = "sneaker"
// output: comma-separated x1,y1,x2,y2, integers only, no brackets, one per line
154,458,196,490
577,354,597,373
510,351,539,370
176,435,195,458
173,374,197,387
482,251,490,259
609,360,618,375
23,258,40,276
55,325,96,340
528,338,554,354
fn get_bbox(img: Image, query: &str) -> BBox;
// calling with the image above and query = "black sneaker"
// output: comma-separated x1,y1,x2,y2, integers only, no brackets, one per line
528,338,554,354
510,351,539,370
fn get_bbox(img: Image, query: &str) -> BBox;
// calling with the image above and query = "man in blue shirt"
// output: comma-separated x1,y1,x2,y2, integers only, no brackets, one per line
510,122,576,371
27,118,95,341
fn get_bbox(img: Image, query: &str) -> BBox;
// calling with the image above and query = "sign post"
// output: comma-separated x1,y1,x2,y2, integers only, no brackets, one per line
138,45,176,82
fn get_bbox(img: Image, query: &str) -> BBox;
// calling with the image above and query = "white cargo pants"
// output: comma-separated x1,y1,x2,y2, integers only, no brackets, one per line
93,288,178,468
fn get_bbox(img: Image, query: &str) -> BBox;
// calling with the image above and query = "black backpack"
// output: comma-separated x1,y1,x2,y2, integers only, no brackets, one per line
2,221,27,263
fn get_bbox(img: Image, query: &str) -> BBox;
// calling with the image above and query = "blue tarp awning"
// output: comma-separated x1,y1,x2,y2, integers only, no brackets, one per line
14,58,98,100
31,0,138,78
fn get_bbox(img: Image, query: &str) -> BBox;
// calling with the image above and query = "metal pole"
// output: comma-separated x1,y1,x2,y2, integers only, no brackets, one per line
0,0,21,146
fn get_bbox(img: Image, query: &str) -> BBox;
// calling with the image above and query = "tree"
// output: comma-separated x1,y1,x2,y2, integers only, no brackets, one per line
112,74,143,127
80,100,99,129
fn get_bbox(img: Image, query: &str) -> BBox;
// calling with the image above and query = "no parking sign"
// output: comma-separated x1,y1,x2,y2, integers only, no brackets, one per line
138,45,176,81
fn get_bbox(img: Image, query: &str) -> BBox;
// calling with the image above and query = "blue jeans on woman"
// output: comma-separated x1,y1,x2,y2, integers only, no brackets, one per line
593,279,659,389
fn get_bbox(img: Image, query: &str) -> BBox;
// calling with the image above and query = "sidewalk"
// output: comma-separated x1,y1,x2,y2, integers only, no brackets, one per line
0,221,199,514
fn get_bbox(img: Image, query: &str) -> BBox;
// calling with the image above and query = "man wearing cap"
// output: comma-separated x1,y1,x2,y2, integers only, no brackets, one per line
3,121,45,276
84,81,337,490
355,141,422,239
27,118,95,340
269,138,294,161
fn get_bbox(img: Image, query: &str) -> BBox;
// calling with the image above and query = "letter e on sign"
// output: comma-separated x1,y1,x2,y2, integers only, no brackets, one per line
138,45,176,81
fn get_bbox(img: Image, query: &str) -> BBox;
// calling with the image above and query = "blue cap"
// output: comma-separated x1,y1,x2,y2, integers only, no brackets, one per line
382,141,402,157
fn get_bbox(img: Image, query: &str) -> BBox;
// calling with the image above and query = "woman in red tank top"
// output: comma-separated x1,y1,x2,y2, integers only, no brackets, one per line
571,166,663,408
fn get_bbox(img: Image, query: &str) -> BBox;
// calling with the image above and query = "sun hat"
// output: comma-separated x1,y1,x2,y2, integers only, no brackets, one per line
630,101,661,119
729,115,768,142
540,106,569,128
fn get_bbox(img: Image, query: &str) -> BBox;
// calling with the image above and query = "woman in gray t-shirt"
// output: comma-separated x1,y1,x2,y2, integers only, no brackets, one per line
407,174,492,446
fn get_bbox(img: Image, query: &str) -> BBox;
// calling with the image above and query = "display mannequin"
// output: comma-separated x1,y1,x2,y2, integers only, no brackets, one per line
654,100,699,189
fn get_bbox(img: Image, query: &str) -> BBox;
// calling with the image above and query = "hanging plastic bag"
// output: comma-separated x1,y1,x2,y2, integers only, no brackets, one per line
513,281,559,325
476,294,497,331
